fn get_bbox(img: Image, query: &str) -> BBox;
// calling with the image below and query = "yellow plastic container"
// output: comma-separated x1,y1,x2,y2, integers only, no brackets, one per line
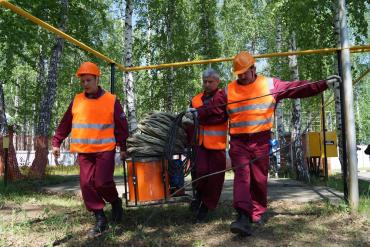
127,158,169,202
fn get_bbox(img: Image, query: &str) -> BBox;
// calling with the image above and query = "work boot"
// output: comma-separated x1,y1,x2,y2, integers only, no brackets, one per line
230,209,252,237
195,202,209,223
189,198,201,214
111,198,124,223
88,210,108,238
251,214,267,226
189,191,201,214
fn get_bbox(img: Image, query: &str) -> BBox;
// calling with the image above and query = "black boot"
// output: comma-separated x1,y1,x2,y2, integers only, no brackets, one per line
111,198,123,223
189,199,201,214
195,202,209,223
230,209,252,236
189,191,201,214
251,214,266,225
89,210,108,238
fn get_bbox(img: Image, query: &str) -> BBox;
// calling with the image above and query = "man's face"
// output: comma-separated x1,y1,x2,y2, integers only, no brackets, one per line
237,65,257,85
202,76,220,94
80,74,99,94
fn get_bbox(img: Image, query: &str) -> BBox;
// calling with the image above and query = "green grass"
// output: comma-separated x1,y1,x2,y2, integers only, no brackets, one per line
45,165,80,175
0,174,78,205
45,164,126,176
1,165,368,246
1,172,369,246
308,174,370,215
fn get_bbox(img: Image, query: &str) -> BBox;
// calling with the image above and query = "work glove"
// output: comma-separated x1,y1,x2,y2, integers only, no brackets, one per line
326,75,341,90
182,108,197,126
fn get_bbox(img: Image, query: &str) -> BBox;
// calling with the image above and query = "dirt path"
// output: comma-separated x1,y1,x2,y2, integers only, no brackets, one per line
42,176,344,205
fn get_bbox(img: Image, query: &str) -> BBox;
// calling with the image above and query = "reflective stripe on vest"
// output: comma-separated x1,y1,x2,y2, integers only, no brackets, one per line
70,138,116,144
226,76,276,134
227,103,275,114
229,117,274,128
70,92,116,153
72,123,115,129
203,129,227,136
191,91,227,150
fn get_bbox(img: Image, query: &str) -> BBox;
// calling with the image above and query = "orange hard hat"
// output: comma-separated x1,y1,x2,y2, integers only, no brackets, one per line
76,62,100,77
233,51,255,75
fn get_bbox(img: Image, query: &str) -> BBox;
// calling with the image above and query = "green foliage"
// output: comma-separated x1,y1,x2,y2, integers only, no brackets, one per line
133,0,202,116
0,0,368,140
265,0,370,135
0,0,120,135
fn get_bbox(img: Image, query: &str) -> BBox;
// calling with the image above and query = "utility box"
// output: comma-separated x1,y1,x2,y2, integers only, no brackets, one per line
320,131,338,157
304,131,338,158
304,132,321,157
303,131,338,177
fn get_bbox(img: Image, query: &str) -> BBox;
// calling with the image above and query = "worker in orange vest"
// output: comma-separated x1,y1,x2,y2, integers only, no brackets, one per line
194,51,340,236
52,62,129,238
183,68,228,222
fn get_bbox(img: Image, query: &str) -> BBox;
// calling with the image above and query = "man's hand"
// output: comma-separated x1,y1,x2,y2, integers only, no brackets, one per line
182,111,195,127
326,75,341,89
52,146,60,158
120,151,127,161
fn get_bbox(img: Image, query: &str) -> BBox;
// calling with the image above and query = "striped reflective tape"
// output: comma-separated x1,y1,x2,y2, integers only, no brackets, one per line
72,123,114,129
203,130,227,136
227,103,275,114
71,138,116,144
230,118,273,128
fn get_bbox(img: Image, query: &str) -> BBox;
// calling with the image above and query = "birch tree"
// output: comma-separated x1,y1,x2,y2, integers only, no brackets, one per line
123,0,138,133
29,0,68,178
274,17,287,168
163,1,175,112
288,32,307,181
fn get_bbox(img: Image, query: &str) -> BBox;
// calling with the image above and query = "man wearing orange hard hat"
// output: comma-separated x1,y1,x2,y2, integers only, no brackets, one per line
192,51,340,236
52,61,129,238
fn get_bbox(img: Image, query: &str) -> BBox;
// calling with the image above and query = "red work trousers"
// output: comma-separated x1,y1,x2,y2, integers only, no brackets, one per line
78,150,119,211
229,132,270,222
194,146,226,210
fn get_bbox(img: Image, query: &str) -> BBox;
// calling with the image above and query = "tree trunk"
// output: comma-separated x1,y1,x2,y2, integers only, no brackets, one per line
0,149,3,176
29,0,68,178
6,126,23,180
288,32,308,181
166,67,174,112
0,83,23,180
333,3,347,198
164,3,174,113
275,18,286,167
0,82,8,177
123,0,138,133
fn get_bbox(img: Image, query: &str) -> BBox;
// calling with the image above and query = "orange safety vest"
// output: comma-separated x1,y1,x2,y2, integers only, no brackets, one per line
226,76,276,135
70,91,116,153
191,91,227,150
